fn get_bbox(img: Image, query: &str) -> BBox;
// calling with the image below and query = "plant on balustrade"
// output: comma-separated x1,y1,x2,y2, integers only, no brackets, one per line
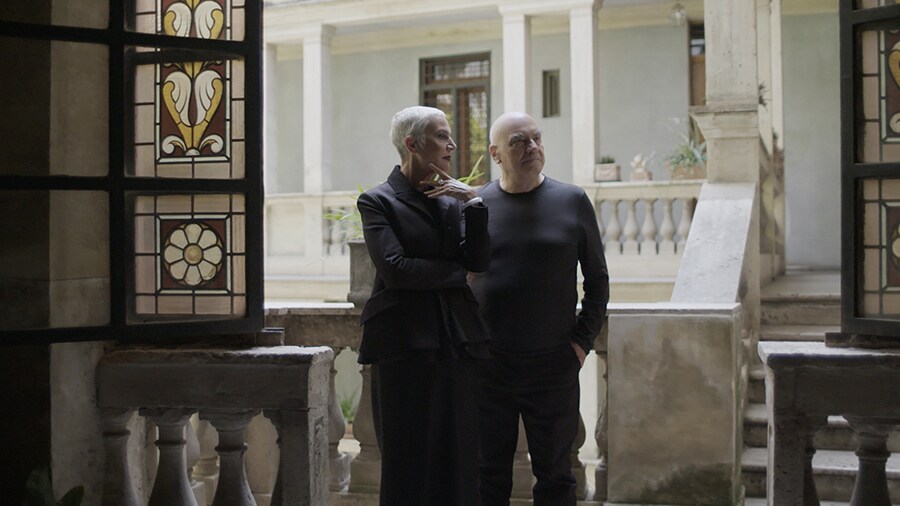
663,116,707,180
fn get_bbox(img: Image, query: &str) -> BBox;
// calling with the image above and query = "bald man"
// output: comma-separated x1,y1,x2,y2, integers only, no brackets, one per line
469,112,609,505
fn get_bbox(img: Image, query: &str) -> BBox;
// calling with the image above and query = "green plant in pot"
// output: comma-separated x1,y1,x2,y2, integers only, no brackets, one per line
664,117,707,180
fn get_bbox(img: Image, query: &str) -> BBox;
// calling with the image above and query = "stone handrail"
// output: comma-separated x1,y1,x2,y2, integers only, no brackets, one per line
96,344,333,506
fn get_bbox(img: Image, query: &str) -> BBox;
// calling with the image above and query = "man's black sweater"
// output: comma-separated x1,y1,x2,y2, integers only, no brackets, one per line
470,176,609,355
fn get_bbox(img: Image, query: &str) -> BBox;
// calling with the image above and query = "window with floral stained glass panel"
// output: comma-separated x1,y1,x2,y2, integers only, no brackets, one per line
132,194,246,321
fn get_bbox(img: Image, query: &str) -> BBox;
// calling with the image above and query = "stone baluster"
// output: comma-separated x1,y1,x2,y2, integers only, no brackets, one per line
511,416,534,498
143,408,198,506
101,408,140,506
604,199,622,255
350,364,382,493
245,414,279,506
676,197,695,252
593,196,605,239
572,414,587,499
185,416,207,505
202,410,258,506
593,349,608,502
621,199,639,254
658,198,677,255
265,404,329,506
328,348,350,492
639,198,658,255
845,417,898,506
192,418,219,506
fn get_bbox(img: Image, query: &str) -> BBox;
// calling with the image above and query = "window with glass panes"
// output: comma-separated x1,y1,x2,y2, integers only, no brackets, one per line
835,0,900,344
421,53,490,184
0,0,262,343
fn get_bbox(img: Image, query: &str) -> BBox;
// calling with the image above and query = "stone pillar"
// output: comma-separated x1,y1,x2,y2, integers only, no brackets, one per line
693,0,759,184
499,11,531,114
300,24,334,261
569,2,598,186
301,24,334,195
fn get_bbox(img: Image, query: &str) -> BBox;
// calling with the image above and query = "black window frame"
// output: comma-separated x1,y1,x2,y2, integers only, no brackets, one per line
0,1,264,345
839,0,900,339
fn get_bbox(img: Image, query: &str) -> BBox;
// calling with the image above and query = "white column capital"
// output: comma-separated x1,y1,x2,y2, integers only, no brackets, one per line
298,23,336,43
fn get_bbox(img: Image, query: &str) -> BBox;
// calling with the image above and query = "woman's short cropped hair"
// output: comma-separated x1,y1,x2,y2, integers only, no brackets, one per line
390,106,447,160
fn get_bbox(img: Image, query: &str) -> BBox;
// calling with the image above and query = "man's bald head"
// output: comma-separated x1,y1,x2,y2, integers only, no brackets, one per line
489,111,536,145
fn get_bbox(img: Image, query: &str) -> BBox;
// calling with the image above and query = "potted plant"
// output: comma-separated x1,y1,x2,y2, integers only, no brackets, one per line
594,155,620,182
664,117,707,180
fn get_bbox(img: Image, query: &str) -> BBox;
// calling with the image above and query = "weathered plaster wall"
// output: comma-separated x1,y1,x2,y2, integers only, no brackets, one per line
782,12,840,269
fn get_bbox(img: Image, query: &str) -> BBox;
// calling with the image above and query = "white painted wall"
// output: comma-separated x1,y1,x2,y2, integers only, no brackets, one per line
597,24,691,181
782,12,840,268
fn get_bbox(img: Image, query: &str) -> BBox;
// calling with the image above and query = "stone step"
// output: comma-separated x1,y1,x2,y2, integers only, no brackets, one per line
760,298,841,325
759,324,839,342
742,447,900,502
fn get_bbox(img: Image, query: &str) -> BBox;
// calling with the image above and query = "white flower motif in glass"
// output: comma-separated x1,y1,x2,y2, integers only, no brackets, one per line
163,222,224,287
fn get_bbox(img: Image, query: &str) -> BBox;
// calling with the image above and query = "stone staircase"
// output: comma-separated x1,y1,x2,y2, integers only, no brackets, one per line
742,271,900,503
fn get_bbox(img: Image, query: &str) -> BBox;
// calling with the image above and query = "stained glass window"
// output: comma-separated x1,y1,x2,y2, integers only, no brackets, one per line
131,194,246,321
0,0,260,343
857,27,900,163
131,57,245,178
133,0,245,41
859,179,900,316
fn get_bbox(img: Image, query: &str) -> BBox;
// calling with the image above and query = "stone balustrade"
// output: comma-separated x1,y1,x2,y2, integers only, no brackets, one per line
759,342,900,506
96,344,333,506
264,181,703,302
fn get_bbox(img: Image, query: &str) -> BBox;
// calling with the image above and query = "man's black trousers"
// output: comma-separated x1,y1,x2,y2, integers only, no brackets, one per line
477,343,582,506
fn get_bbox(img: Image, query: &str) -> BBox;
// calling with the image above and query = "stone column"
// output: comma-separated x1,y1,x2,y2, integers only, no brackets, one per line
691,0,759,185
569,2,599,186
264,43,279,195
300,24,334,261
301,24,334,195
499,11,531,114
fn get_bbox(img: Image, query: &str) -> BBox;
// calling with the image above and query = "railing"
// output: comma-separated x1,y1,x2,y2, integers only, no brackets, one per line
264,305,611,504
96,342,333,506
264,180,703,300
